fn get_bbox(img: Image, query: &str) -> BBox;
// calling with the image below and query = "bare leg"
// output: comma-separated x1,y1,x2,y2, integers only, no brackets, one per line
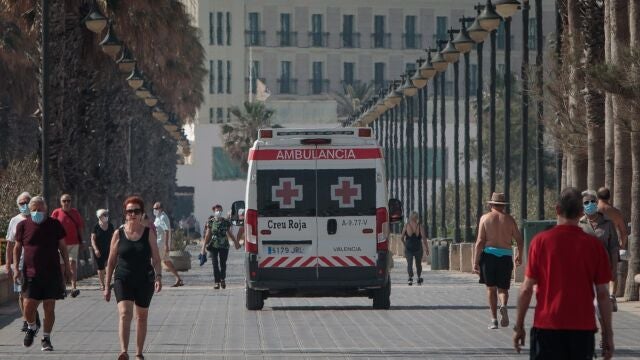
497,288,509,308
487,286,498,319
163,260,182,283
41,300,56,333
70,259,77,289
97,270,105,289
18,293,25,317
23,298,41,324
118,301,134,354
134,306,149,357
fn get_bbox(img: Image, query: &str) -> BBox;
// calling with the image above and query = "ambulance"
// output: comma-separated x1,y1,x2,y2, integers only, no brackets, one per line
234,128,402,310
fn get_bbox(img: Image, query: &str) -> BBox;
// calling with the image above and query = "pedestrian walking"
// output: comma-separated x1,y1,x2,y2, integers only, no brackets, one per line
51,194,84,298
233,208,245,245
5,192,41,332
104,196,162,360
13,196,71,351
90,209,115,291
579,190,620,312
400,211,429,286
597,187,628,299
152,202,184,287
513,188,614,360
473,192,524,329
201,204,239,289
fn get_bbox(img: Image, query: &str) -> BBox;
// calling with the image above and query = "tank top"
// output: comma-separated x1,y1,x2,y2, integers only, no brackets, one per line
405,224,422,252
114,226,154,284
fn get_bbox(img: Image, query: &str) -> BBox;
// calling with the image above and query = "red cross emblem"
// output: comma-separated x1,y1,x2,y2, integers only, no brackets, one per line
330,177,362,208
272,178,303,209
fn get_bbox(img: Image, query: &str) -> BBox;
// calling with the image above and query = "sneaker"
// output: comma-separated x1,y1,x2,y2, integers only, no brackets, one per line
408,278,413,286
221,280,226,289
417,277,424,285
488,319,498,330
23,326,39,347
500,306,510,327
611,296,618,312
21,321,28,332
70,289,80,298
214,283,220,290
41,336,53,351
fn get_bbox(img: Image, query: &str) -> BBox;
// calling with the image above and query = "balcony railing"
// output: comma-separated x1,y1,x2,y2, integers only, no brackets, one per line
277,78,298,94
402,33,422,49
340,32,361,48
371,33,391,48
309,79,330,95
308,32,330,47
277,31,298,47
245,30,266,46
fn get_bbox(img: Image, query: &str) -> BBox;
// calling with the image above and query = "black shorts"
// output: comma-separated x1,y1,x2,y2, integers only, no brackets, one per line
22,276,65,301
95,255,107,270
479,252,513,290
113,278,154,308
530,327,595,360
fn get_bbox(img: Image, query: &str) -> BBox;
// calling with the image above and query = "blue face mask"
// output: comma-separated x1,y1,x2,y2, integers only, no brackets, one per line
19,204,29,215
31,211,46,224
584,202,598,216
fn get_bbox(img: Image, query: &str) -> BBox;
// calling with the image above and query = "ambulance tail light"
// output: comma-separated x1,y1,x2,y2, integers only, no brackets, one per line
245,209,258,254
358,128,372,138
259,129,273,138
376,207,389,252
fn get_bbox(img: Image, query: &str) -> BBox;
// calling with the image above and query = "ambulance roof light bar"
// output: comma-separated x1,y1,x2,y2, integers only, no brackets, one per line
257,128,372,139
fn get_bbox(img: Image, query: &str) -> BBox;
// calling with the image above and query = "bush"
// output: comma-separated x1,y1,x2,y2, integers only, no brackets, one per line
0,155,41,238
171,229,192,251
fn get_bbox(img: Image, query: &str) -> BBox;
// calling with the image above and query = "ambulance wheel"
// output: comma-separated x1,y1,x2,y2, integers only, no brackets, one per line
246,286,264,310
372,276,391,310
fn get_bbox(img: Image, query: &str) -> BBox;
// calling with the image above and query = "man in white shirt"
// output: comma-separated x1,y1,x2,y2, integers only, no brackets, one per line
5,192,40,332
153,202,183,287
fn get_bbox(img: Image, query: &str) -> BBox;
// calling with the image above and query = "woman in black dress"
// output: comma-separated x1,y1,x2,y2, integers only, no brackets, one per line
90,209,114,291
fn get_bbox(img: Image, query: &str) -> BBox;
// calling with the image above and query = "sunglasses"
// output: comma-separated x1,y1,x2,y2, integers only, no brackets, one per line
18,201,28,206
62,199,71,203
153,207,161,210
583,200,596,205
125,208,142,215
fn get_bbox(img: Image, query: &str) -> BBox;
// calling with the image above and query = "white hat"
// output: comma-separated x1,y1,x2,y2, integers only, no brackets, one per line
96,209,109,218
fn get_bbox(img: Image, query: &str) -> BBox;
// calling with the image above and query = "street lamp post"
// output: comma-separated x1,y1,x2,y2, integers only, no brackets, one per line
437,39,451,238
535,0,545,219
39,0,51,205
431,60,439,238
520,1,530,224
446,29,462,242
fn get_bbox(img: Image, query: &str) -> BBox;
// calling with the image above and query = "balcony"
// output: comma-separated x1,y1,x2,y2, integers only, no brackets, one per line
309,79,330,95
308,32,330,47
371,33,391,49
245,30,265,46
277,78,298,94
340,32,361,48
402,33,422,49
277,31,298,47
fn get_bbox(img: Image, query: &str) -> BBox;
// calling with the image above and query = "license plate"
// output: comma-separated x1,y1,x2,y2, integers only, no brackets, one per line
266,246,306,255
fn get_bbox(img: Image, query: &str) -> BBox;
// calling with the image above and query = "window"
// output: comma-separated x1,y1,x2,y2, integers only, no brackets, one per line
248,12,261,46
209,60,215,94
497,22,505,50
280,61,292,94
226,12,231,45
209,12,214,45
436,16,447,41
342,15,355,47
209,107,214,123
311,14,324,47
217,12,224,45
343,62,355,86
404,15,418,49
280,13,292,46
212,147,246,180
312,61,324,94
374,62,385,89
528,18,537,50
216,107,224,123
217,60,223,93
406,63,416,72
226,61,231,94
470,64,477,94
373,15,386,48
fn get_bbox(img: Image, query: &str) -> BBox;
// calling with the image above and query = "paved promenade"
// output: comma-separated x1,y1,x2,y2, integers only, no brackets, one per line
1,248,640,359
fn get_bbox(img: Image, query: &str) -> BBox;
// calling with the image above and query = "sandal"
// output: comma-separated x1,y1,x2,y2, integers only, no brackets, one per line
171,279,184,287
117,352,129,360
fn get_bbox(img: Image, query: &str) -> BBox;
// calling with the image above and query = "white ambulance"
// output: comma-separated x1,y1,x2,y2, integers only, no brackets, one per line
233,128,402,310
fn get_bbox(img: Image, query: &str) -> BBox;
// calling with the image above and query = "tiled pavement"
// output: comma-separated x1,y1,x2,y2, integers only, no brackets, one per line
1,248,640,360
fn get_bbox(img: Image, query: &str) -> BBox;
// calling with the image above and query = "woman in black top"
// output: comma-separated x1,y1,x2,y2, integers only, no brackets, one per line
401,211,430,286
91,209,115,291
104,196,162,360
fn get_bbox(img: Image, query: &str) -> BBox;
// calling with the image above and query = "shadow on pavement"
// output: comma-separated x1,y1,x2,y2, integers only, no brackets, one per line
270,304,490,311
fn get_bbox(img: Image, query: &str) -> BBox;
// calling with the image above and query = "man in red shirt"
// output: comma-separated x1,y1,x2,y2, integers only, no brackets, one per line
51,194,84,297
513,187,614,359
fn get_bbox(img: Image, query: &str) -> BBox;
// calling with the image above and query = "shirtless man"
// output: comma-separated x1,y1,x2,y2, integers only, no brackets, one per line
597,187,628,307
474,193,524,330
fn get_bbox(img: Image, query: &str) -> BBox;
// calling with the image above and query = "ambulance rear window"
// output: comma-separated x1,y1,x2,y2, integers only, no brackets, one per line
257,170,316,217
317,169,376,217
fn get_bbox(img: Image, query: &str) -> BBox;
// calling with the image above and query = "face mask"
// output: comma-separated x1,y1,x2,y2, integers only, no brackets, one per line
214,211,222,218
584,202,598,216
153,209,160,217
31,211,46,224
19,204,29,215
101,216,109,222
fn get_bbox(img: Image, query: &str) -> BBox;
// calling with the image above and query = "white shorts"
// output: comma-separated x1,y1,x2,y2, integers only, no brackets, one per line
157,242,170,261
67,244,80,261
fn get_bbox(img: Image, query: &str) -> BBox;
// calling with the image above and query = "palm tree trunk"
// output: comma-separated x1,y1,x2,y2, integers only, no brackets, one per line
624,0,640,301
604,2,615,190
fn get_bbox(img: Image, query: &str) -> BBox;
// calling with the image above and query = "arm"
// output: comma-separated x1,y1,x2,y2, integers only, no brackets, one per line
614,217,628,249
513,220,524,266
227,227,237,246
513,276,537,353
400,224,407,245
104,231,120,301
596,283,614,359
201,227,211,254
90,232,100,257
164,230,170,253
5,241,14,274
147,228,162,293
473,219,486,273
12,241,22,283
420,225,429,255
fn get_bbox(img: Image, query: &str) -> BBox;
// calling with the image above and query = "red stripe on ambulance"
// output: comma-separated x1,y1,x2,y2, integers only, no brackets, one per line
285,256,303,268
332,256,350,267
248,148,382,161
346,256,363,267
259,257,275,268
300,256,317,267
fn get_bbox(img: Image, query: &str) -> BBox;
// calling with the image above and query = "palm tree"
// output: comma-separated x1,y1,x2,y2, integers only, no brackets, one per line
628,0,640,303
333,82,375,122
222,101,275,171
